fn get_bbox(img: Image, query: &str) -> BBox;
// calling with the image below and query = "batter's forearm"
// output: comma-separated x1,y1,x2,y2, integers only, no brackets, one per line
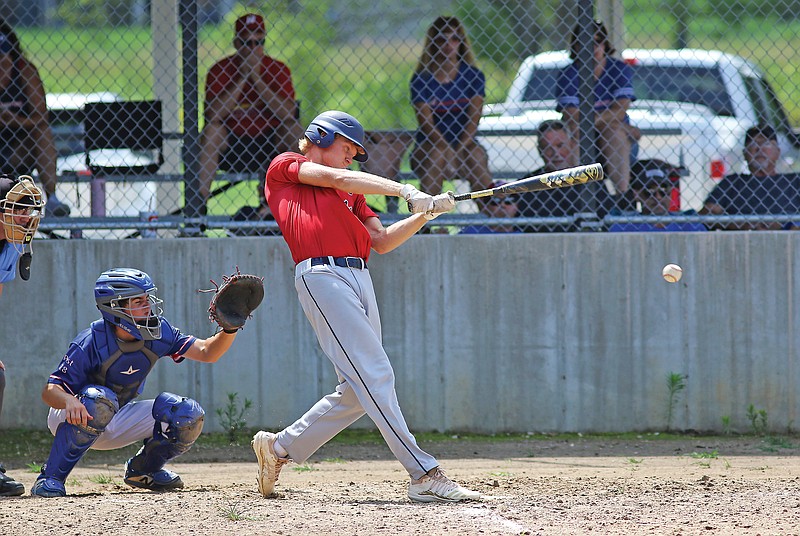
371,214,429,254
299,163,408,197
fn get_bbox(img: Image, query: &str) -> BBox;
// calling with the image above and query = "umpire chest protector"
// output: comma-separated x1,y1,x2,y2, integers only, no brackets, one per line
88,320,167,406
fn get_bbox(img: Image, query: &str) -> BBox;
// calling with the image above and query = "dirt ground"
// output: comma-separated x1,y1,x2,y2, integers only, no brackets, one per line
2,435,799,535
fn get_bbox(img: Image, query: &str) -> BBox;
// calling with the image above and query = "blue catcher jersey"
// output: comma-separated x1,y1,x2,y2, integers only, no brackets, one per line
0,240,21,283
47,319,196,406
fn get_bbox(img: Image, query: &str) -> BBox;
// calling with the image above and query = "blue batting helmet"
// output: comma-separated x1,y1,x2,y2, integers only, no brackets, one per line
304,110,369,162
94,268,164,340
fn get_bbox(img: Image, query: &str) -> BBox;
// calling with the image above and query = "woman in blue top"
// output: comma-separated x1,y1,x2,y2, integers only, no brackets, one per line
410,16,491,205
556,20,640,194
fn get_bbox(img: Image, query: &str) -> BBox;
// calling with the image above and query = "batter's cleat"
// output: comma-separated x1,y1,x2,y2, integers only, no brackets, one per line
30,475,66,498
252,431,290,498
408,468,481,503
123,461,184,491
0,464,25,496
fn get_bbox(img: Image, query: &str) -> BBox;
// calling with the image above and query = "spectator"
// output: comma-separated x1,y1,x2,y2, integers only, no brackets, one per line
701,124,800,231
410,16,491,205
198,13,302,214
556,19,640,194
460,181,522,234
517,119,618,232
608,159,707,232
0,19,70,217
229,179,281,237
30,268,242,498
0,173,43,496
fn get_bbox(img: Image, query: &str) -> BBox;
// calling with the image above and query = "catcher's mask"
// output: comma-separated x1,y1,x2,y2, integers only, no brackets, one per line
304,110,369,162
1,175,44,247
95,268,164,340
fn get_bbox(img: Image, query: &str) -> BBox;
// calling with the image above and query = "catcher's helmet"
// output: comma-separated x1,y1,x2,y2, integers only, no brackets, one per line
95,268,164,340
304,110,369,162
0,174,44,247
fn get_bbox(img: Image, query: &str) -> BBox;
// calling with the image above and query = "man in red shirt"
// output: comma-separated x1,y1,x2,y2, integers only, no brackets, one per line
252,110,480,503
197,13,302,213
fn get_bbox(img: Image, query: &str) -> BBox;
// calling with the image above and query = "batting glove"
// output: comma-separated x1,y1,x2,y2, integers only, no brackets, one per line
400,184,434,214
423,192,456,220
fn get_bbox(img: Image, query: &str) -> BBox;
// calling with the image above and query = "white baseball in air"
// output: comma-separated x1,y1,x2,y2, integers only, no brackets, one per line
662,264,683,283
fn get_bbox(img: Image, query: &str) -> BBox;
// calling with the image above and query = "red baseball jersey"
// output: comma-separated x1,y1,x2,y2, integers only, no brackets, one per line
265,153,378,263
205,55,295,137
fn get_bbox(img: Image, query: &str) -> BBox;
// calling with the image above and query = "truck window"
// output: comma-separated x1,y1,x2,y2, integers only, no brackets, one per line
762,79,794,133
523,67,562,102
526,63,735,117
742,75,769,125
634,65,734,117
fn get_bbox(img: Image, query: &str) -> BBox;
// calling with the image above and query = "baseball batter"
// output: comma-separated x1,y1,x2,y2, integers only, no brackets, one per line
31,268,240,497
252,110,480,502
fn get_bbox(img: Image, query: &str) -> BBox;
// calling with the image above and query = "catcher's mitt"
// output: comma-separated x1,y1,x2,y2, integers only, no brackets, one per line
204,269,265,333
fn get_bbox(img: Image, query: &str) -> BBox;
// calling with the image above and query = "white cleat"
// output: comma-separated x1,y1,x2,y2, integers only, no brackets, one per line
408,468,481,503
252,431,289,498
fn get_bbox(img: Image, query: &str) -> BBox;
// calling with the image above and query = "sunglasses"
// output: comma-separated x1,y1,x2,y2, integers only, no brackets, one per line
240,38,265,48
487,198,517,206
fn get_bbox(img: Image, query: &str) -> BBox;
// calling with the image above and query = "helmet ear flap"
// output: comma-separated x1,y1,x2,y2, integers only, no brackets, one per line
310,126,333,148
304,110,369,162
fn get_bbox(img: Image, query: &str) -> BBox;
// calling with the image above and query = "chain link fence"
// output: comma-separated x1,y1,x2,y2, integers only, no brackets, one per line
2,0,799,238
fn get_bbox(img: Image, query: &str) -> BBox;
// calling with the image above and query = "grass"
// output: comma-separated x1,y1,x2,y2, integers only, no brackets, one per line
88,473,118,485
3,428,799,469
291,463,316,472
218,502,257,522
689,450,719,459
0,428,745,465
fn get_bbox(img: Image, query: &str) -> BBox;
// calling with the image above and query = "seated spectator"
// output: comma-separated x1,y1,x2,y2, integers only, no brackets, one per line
608,159,707,232
701,124,800,230
410,16,491,206
460,180,522,234
518,119,620,232
556,20,641,194
0,19,70,217
198,13,302,213
229,179,281,237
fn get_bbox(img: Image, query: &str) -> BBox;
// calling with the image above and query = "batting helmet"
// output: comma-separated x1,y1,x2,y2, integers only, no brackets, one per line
95,268,164,340
304,110,369,162
0,175,44,246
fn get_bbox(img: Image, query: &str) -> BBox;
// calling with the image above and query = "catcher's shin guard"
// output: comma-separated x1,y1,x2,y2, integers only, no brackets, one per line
41,385,118,481
127,392,204,474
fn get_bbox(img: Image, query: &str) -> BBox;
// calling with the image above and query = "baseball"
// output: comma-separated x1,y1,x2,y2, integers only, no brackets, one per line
662,263,683,283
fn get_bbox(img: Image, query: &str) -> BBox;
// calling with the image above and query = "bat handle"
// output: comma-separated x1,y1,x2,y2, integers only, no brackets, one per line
453,193,471,202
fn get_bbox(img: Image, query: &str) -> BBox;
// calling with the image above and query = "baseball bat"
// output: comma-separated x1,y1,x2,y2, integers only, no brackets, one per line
453,163,604,201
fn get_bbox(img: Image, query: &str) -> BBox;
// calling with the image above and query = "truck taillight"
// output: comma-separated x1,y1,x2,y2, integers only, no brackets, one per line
669,178,681,211
710,160,726,179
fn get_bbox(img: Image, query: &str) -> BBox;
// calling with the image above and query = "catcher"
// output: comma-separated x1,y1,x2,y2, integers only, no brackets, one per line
31,267,263,497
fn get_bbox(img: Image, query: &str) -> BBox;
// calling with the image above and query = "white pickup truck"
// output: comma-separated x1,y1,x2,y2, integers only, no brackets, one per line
477,49,800,210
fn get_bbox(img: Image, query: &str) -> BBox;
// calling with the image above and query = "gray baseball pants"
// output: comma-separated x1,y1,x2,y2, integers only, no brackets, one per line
276,258,437,480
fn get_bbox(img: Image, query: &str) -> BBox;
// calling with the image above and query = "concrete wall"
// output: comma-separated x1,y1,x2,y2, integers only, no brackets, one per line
1,232,798,434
